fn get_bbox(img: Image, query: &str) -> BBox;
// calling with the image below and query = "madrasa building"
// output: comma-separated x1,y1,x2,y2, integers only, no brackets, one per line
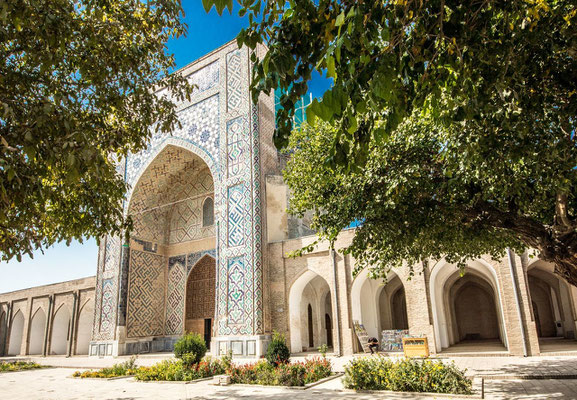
1,41,577,359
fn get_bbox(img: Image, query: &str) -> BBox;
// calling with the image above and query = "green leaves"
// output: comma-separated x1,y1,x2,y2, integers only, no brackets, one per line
202,0,233,15
0,0,192,261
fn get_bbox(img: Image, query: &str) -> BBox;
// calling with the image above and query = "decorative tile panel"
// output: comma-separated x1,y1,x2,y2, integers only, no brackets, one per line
226,50,243,112
100,279,114,333
104,236,121,272
126,251,166,338
227,184,246,247
227,116,248,177
166,256,186,335
187,61,219,93
227,257,246,325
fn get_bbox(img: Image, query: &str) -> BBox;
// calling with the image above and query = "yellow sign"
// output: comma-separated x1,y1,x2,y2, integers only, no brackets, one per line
402,337,430,357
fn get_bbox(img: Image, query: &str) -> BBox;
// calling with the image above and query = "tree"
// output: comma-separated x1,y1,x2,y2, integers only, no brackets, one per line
205,0,577,284
1,0,192,261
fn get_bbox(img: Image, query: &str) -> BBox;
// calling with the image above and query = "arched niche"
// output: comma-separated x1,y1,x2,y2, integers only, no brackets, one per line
527,260,576,341
28,308,46,355
8,310,24,356
351,268,409,345
430,259,508,352
75,300,93,355
50,305,70,355
289,270,334,353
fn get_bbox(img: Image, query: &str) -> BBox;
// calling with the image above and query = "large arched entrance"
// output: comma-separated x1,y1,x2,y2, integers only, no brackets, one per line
185,255,216,348
289,270,334,353
351,269,409,352
8,310,24,356
125,144,216,344
527,261,577,353
50,306,70,355
431,260,508,354
28,308,46,355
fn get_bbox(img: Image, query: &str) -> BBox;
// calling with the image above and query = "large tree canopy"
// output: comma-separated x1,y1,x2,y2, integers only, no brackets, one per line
1,0,192,260
205,0,577,283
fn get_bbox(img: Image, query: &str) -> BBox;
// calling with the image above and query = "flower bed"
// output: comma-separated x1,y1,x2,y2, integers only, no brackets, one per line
135,357,227,381
0,361,46,372
228,357,332,387
342,357,472,395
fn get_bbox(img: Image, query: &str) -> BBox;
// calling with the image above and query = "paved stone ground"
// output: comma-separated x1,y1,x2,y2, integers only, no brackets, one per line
2,355,577,399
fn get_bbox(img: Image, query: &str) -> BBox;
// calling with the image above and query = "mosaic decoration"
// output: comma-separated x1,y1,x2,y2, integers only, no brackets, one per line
227,184,246,247
128,147,215,245
166,256,186,335
187,61,219,93
227,257,246,325
226,50,243,111
103,236,121,272
187,249,217,275
99,279,114,333
126,251,166,338
227,116,247,177
124,94,220,188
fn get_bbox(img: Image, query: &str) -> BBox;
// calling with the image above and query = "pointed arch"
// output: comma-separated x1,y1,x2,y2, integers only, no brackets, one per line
50,305,71,355
29,308,47,355
8,310,24,356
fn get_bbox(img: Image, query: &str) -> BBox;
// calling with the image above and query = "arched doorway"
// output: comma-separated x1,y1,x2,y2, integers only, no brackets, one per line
8,311,24,356
75,301,93,355
430,260,508,353
50,306,70,355
527,261,577,353
289,270,334,353
126,145,216,341
29,308,46,355
351,269,409,352
185,255,216,349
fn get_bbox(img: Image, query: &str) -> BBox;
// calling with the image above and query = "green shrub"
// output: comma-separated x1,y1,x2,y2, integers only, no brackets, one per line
317,344,328,358
265,331,290,366
228,357,331,387
134,356,226,381
73,356,137,378
174,333,207,364
342,357,472,395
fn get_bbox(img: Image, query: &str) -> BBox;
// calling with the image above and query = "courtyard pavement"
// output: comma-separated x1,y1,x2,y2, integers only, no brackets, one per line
2,354,577,399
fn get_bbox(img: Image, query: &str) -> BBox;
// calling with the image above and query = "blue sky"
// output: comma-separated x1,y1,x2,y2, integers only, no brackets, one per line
0,1,331,293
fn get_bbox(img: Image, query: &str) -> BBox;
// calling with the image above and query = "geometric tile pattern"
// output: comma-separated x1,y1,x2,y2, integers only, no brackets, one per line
126,250,166,338
186,255,216,320
103,236,121,272
227,116,247,177
187,249,217,275
166,256,186,335
227,184,246,247
100,279,115,333
226,50,242,111
128,146,215,245
227,257,246,325
124,93,220,189
187,61,219,93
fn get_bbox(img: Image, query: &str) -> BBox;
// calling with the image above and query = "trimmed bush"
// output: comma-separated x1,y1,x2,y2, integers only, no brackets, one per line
173,333,207,365
265,331,290,366
342,357,472,395
228,357,332,387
